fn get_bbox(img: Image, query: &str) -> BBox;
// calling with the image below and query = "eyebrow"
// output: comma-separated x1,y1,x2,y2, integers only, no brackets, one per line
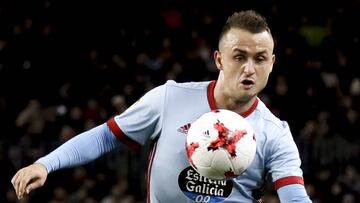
233,48,268,55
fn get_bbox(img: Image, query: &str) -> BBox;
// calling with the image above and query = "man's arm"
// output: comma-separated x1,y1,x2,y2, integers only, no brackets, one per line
277,184,312,202
36,123,120,172
11,123,119,199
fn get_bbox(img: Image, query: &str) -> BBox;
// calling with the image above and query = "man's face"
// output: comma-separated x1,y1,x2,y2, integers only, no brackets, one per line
214,28,275,102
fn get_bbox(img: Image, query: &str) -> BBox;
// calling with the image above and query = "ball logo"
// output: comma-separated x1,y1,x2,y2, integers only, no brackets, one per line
178,166,232,202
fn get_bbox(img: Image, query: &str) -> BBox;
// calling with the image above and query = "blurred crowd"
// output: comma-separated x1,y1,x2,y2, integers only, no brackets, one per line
0,0,359,202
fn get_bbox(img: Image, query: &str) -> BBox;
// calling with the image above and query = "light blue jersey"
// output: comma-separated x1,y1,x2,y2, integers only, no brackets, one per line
108,80,305,203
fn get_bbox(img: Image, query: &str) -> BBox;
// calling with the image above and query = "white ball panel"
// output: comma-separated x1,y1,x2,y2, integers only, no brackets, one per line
186,109,257,180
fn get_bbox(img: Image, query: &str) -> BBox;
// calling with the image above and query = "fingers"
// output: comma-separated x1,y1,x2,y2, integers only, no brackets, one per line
10,171,19,189
11,168,28,199
11,163,48,200
26,180,43,194
18,171,31,199
11,170,21,198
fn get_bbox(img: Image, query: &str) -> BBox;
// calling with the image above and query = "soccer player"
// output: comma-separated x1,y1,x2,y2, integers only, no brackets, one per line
12,10,312,202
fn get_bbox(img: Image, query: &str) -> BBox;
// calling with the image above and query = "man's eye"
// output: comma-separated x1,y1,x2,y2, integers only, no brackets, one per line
235,55,245,60
256,57,266,62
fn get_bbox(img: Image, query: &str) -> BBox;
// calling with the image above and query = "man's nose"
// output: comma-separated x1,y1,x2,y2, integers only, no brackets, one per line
243,60,255,74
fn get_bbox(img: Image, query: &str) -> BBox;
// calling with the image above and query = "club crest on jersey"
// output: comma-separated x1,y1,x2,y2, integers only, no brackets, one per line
178,166,232,202
178,123,191,134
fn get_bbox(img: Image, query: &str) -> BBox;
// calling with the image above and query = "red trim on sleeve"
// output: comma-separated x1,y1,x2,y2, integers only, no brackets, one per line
106,117,140,151
207,80,217,110
273,176,304,190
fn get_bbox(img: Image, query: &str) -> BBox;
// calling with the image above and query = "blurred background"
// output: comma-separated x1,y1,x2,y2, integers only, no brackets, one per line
0,0,359,202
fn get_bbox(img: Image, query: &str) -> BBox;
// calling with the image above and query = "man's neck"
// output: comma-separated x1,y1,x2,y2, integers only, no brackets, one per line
213,81,257,115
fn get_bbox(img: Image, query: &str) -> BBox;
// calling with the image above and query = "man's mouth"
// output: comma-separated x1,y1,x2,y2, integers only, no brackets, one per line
241,79,254,86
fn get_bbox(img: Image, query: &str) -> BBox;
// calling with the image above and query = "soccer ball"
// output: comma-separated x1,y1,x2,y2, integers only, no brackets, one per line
185,109,256,180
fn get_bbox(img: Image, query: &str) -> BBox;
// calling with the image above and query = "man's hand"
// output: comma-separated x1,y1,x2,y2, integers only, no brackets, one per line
11,163,48,200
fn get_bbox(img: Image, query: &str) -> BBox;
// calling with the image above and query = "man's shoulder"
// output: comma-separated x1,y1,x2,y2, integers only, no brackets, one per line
255,99,289,131
164,80,213,90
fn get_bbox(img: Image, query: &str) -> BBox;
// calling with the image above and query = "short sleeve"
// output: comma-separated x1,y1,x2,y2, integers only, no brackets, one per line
107,83,166,146
267,121,304,190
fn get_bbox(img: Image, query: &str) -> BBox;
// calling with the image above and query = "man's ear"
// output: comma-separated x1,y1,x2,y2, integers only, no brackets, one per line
270,54,276,72
214,50,223,71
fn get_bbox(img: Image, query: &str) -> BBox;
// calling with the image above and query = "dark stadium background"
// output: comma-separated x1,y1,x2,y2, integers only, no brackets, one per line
1,0,359,202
